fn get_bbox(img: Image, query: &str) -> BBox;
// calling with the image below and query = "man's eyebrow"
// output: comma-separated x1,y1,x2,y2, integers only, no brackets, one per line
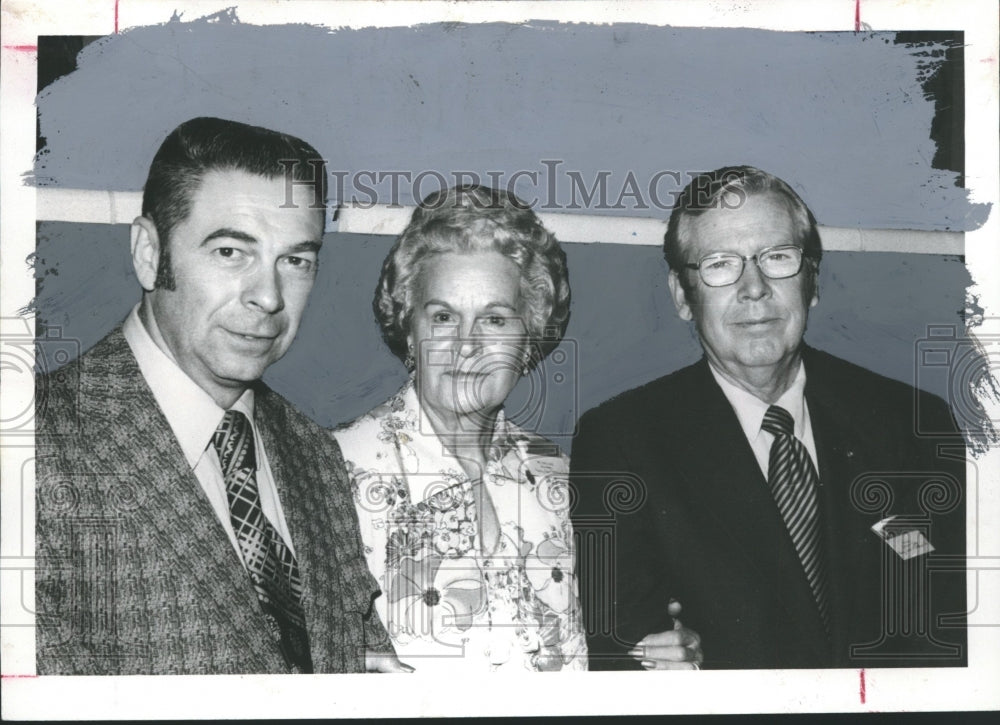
201,228,258,246
200,231,322,253
288,240,322,254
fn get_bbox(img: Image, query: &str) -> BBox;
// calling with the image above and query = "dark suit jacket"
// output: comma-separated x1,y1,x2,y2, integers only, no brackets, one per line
35,325,390,674
571,347,966,670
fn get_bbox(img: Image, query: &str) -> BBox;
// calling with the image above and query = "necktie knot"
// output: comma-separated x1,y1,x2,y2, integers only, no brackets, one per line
761,404,795,437
213,409,256,474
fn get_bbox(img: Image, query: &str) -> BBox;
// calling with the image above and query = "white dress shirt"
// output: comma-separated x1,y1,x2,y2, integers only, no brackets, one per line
709,360,819,479
123,305,296,560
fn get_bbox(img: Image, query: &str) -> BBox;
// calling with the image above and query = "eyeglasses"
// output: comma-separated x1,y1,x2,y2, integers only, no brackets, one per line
684,245,806,287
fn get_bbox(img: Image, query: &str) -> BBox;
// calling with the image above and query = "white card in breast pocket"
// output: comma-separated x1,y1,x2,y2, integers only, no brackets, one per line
871,516,935,560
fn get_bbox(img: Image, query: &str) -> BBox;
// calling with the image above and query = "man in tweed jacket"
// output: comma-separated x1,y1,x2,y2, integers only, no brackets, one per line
35,117,398,674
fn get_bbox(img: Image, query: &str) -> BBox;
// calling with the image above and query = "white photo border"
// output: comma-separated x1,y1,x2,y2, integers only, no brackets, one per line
2,0,998,718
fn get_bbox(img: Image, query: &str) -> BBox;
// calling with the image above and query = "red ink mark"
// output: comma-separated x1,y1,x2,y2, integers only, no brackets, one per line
1,674,39,679
3,45,38,52
115,0,120,33
859,668,866,704
854,0,861,32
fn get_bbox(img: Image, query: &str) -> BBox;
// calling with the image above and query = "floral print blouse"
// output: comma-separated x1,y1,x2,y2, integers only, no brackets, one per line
332,380,587,672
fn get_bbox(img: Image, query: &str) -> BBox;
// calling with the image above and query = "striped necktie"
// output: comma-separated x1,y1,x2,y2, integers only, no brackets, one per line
213,409,313,673
761,404,831,633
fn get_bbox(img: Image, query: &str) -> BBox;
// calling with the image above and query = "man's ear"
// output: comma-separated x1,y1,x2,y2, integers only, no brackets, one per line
130,216,160,292
808,263,820,308
668,270,694,321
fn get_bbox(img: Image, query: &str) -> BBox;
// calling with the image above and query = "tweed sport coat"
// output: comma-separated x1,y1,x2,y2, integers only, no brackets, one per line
571,347,967,670
35,325,390,674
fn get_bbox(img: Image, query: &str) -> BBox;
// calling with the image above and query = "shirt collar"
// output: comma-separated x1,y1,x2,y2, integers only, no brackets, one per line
123,304,256,468
708,359,808,442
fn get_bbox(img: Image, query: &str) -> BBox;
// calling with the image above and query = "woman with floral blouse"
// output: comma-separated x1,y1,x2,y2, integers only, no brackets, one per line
333,184,586,672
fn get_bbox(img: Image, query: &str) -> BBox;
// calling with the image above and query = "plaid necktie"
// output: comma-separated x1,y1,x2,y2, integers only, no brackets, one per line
761,405,831,633
212,409,313,673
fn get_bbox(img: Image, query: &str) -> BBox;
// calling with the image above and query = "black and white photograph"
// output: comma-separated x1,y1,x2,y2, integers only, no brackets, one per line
1,0,998,718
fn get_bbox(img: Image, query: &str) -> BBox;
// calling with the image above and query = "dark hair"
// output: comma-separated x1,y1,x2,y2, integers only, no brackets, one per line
141,117,327,289
374,184,571,370
664,165,822,293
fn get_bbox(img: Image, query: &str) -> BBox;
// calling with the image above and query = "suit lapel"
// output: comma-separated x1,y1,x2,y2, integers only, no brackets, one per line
669,360,828,641
804,351,884,663
78,327,283,668
255,387,341,672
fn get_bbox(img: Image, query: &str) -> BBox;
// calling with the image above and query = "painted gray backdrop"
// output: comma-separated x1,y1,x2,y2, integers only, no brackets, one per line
31,14,983,449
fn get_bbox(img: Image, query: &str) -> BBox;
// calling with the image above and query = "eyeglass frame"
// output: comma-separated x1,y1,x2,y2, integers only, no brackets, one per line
682,244,811,288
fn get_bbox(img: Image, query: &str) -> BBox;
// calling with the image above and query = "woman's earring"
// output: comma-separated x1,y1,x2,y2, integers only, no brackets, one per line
404,343,415,372
521,352,531,377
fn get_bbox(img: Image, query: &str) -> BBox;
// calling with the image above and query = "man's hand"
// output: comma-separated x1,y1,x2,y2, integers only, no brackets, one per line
364,649,415,673
627,600,704,670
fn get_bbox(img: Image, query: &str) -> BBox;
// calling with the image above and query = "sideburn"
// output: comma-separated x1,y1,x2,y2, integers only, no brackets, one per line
154,237,176,291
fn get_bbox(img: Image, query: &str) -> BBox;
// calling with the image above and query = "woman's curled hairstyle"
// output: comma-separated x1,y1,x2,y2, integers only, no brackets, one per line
374,184,571,370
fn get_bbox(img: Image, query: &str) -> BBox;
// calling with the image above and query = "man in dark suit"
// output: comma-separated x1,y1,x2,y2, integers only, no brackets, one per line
35,117,405,674
571,165,967,670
